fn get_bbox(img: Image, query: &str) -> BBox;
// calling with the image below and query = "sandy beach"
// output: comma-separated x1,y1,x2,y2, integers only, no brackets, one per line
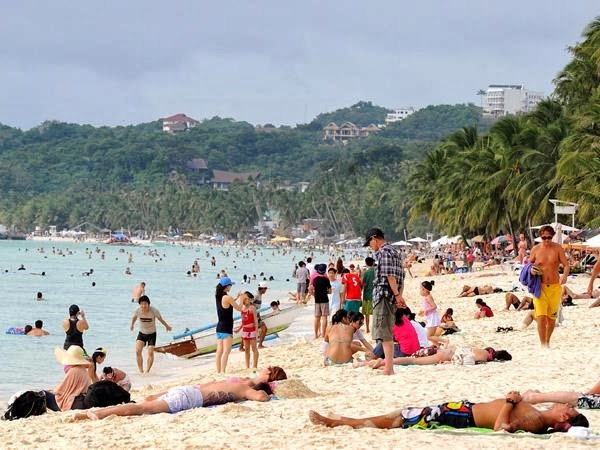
1,264,599,449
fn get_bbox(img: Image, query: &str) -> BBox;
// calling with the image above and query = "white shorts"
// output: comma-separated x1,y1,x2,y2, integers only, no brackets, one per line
159,386,204,413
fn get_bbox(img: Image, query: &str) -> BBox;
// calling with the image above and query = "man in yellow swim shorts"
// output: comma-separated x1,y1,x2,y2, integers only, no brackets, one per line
529,225,569,348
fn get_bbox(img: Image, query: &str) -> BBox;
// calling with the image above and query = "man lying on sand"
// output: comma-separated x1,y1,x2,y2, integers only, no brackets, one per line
309,390,588,433
75,380,273,420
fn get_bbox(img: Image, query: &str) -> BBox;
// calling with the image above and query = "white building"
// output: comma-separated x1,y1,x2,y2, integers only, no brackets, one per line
483,85,544,117
385,107,417,124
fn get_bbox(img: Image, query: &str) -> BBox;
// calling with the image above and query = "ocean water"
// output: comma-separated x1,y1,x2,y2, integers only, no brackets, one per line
0,240,336,404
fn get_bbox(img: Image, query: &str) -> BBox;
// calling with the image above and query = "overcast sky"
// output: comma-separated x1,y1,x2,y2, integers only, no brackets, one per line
1,1,598,129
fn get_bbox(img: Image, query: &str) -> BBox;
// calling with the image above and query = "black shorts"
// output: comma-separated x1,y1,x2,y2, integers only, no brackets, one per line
137,332,157,346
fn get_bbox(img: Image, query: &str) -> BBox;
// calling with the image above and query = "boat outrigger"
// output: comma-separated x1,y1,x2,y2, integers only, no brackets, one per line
155,304,303,359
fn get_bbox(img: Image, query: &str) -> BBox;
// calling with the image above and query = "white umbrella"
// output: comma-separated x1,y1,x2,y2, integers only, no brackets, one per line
531,222,580,232
430,236,449,247
408,237,428,243
583,234,600,248
392,240,412,246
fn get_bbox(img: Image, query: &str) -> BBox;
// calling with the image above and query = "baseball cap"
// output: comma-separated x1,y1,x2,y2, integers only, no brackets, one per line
219,277,235,287
315,264,327,274
363,227,384,246
258,282,268,289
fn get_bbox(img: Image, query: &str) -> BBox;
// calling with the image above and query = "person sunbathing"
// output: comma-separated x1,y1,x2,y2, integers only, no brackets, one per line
458,285,495,297
74,380,273,420
504,293,534,311
389,336,511,366
309,390,588,433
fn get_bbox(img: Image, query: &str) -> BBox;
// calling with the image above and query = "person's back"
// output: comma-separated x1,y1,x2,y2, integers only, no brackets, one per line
28,320,49,336
392,320,420,356
326,323,354,364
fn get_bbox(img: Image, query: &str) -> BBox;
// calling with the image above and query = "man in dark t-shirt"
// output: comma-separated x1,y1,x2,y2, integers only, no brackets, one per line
310,264,331,339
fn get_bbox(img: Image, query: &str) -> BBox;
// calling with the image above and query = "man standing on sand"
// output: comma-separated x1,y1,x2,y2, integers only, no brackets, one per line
529,225,569,348
132,281,145,303
309,264,331,339
364,228,405,375
131,295,172,373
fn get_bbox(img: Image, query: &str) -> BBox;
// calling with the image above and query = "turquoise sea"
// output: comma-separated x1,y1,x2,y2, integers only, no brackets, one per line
0,240,340,405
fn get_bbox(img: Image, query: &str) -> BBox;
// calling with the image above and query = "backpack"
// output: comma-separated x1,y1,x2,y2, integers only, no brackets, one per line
83,380,131,408
3,390,47,420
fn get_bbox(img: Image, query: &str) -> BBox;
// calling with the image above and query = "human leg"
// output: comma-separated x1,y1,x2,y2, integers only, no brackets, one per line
258,324,267,348
220,336,233,373
309,409,405,429
320,316,327,339
135,340,145,373
393,352,446,365
520,310,534,329
215,340,223,373
146,346,155,373
589,380,600,394
76,399,170,420
244,341,251,369
250,339,259,368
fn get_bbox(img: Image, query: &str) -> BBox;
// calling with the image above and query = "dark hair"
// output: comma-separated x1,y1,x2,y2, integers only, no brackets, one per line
102,367,114,375
475,298,488,307
24,325,33,334
408,312,416,321
306,257,312,263
348,311,364,324
253,382,273,395
421,280,435,292
342,268,350,274
35,320,43,328
270,300,280,308
244,291,254,299
568,413,589,428
444,308,453,316
267,366,287,381
365,257,375,266
138,295,150,305
36,292,43,299
69,304,80,316
298,261,305,267
327,267,337,274
539,225,555,236
395,307,412,326
331,309,348,325
215,283,228,298
493,350,512,361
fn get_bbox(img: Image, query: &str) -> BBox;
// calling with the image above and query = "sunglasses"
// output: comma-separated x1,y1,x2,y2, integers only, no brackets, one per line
540,236,553,240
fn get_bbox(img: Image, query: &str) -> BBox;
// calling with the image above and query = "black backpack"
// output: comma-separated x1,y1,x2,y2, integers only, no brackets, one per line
3,391,47,420
83,380,131,408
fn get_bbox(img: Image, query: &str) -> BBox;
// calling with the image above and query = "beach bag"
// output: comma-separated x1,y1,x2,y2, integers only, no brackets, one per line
83,380,131,408
3,390,47,420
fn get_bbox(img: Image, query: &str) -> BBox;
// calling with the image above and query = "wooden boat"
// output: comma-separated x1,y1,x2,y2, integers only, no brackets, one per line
155,304,303,359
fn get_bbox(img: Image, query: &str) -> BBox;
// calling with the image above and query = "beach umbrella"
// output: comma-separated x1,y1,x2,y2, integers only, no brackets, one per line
531,222,580,232
408,237,428,243
471,235,485,243
391,240,412,246
270,236,290,243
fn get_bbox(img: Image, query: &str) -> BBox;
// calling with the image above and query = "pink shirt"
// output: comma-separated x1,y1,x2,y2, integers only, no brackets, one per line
392,320,420,355
480,305,494,317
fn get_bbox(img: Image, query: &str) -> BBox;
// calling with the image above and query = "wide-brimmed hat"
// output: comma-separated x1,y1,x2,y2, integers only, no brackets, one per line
54,346,90,366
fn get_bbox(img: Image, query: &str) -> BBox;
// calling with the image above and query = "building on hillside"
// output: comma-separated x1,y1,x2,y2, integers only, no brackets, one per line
385,107,417,124
186,158,209,184
210,169,260,191
483,85,544,117
323,122,380,142
161,113,199,133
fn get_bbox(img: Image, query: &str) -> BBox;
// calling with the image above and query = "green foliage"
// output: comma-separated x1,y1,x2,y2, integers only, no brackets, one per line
305,101,390,129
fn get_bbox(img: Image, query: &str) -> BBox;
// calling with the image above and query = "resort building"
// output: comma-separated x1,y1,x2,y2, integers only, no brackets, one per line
483,85,544,117
161,113,199,133
323,122,380,142
385,107,417,124
210,169,260,191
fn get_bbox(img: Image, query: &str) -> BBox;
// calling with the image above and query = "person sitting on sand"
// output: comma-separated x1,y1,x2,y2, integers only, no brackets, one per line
474,298,494,319
101,366,132,392
46,346,92,411
458,285,494,297
323,310,367,366
27,320,49,336
87,348,108,383
309,390,588,434
434,308,459,336
348,311,374,357
389,336,511,366
74,379,274,420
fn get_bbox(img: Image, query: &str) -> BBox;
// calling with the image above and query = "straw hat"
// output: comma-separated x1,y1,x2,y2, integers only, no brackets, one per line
54,345,90,366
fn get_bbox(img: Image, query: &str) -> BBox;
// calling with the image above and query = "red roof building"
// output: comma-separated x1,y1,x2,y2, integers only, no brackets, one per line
161,113,199,133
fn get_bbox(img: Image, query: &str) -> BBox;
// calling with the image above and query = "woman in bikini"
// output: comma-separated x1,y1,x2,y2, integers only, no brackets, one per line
323,310,367,366
458,285,494,297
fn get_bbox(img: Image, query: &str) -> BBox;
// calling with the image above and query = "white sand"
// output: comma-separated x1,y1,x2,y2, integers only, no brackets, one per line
1,265,599,449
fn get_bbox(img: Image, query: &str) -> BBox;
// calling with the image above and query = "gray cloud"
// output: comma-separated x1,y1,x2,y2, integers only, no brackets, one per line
0,1,597,128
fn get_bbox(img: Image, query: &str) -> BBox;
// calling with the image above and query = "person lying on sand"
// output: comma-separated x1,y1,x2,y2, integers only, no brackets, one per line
562,285,599,303
504,293,534,311
74,380,273,420
379,336,511,367
309,390,588,433
458,285,497,297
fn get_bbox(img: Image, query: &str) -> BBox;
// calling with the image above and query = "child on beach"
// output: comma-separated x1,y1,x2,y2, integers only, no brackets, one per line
418,280,440,342
101,366,132,392
474,298,494,318
235,292,259,369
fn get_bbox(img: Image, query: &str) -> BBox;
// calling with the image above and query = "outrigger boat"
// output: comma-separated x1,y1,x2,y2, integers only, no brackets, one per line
155,304,303,359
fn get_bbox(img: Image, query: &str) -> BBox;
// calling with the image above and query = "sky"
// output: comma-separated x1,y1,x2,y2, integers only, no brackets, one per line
0,1,598,129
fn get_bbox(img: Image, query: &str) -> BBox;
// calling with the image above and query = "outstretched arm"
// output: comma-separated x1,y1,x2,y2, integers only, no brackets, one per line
522,390,578,405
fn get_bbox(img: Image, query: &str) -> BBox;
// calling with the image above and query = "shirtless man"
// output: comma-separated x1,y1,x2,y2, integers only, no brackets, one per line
131,281,146,303
309,390,588,433
27,319,49,336
74,380,273,420
529,225,569,347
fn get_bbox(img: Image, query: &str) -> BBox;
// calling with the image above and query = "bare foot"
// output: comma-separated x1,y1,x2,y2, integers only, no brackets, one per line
86,410,100,420
73,412,90,421
309,410,337,427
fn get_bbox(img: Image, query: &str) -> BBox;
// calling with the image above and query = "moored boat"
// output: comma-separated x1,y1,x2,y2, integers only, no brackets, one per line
155,304,303,358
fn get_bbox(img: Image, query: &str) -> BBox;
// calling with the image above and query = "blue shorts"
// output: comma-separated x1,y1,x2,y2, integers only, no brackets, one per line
216,332,232,340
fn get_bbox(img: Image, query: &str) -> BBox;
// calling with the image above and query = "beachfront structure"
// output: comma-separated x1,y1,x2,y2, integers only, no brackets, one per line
323,122,380,142
210,169,260,191
483,85,544,117
161,113,199,133
385,107,417,124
